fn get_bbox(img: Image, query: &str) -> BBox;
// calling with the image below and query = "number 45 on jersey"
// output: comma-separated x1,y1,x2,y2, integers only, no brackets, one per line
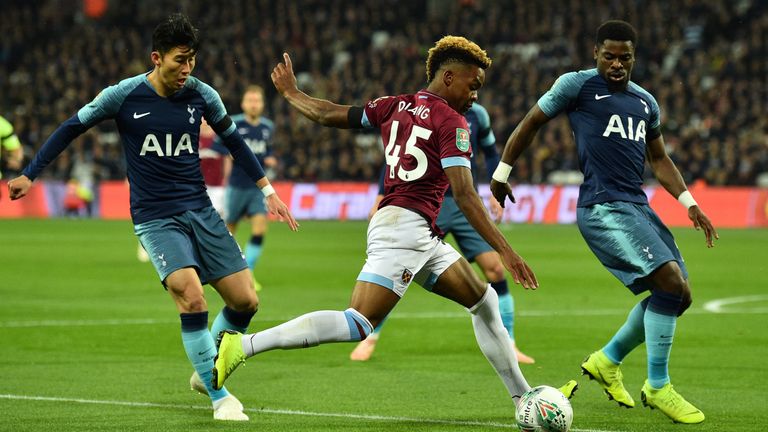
385,120,432,182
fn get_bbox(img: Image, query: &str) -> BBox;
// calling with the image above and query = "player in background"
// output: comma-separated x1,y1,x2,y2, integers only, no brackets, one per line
0,114,24,191
199,117,229,218
213,37,575,408
214,85,278,291
7,13,298,421
490,20,717,424
350,102,535,364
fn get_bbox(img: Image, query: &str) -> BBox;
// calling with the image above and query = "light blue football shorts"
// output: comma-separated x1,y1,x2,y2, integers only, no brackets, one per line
134,206,248,285
225,185,267,225
577,201,688,294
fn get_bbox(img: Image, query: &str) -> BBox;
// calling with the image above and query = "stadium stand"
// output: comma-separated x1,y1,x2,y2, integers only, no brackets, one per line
1,0,766,186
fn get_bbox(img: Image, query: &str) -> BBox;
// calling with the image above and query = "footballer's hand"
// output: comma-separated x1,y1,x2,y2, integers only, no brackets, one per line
500,249,538,290
271,53,298,96
490,179,515,208
489,194,504,223
7,175,32,200
688,206,719,248
265,194,300,232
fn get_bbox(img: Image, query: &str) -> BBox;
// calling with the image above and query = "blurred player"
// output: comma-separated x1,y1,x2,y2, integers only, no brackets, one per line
8,13,298,421
213,37,574,408
214,85,278,291
350,102,535,364
490,20,717,424
0,114,24,191
198,117,228,217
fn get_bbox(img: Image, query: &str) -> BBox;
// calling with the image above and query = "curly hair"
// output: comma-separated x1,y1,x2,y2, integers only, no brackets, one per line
425,36,492,83
596,20,637,46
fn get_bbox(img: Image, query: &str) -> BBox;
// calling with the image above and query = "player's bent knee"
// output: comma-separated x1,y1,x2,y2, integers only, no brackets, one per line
482,265,505,283
230,295,259,314
677,287,693,316
648,289,684,316
343,308,373,341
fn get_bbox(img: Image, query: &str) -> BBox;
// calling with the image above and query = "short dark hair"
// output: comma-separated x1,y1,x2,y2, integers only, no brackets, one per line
152,13,200,55
426,36,492,83
595,20,637,46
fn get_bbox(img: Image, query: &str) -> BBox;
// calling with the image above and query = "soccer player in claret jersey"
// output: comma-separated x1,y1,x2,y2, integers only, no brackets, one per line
213,36,570,410
350,102,535,364
490,20,718,424
214,85,278,291
7,13,298,422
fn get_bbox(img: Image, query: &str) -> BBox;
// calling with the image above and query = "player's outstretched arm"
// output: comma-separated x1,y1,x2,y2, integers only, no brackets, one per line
7,175,32,200
646,135,718,247
446,166,538,289
255,178,299,232
271,53,354,128
490,104,551,208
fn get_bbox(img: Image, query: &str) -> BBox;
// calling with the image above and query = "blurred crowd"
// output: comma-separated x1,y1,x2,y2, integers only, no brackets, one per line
1,0,766,188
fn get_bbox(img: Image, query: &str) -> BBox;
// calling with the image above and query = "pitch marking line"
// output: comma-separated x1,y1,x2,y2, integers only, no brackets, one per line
0,393,615,432
1,298,764,329
702,295,768,314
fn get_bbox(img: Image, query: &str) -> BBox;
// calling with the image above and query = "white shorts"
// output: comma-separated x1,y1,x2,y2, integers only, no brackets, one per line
357,206,461,297
206,186,227,219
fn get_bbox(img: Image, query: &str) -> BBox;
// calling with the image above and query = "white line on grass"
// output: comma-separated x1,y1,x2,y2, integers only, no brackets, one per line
702,295,768,314
0,393,615,432
0,310,624,328
1,297,764,328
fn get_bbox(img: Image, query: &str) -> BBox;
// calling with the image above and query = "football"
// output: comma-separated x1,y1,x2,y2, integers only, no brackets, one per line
515,385,573,432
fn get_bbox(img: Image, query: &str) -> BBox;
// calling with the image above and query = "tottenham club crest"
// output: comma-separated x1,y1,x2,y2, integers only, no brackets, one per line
187,105,196,124
401,269,413,284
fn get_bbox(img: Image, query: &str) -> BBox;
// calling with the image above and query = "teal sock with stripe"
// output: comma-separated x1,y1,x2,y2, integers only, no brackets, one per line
602,297,648,364
181,312,229,401
244,235,263,270
644,291,682,388
210,306,255,340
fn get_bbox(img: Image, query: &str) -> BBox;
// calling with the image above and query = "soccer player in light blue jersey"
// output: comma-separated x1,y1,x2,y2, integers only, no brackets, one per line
8,13,298,422
214,85,278,291
490,20,718,424
350,103,536,365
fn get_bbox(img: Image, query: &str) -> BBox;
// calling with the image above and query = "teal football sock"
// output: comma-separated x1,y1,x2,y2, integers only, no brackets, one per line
602,297,648,364
181,312,229,401
496,291,514,339
210,306,255,341
244,235,263,270
645,291,682,389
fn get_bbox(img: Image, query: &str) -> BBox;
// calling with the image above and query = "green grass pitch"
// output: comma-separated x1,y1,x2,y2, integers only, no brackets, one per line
1,219,766,431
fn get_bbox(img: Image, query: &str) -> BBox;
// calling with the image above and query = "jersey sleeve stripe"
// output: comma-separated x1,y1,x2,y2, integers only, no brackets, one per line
77,74,144,126
441,156,471,169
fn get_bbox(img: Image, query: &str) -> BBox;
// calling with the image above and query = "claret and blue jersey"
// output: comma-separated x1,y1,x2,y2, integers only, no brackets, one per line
537,69,662,207
23,72,265,224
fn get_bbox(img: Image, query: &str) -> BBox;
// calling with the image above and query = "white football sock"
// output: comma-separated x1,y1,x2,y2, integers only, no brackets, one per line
242,308,372,357
469,286,531,404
